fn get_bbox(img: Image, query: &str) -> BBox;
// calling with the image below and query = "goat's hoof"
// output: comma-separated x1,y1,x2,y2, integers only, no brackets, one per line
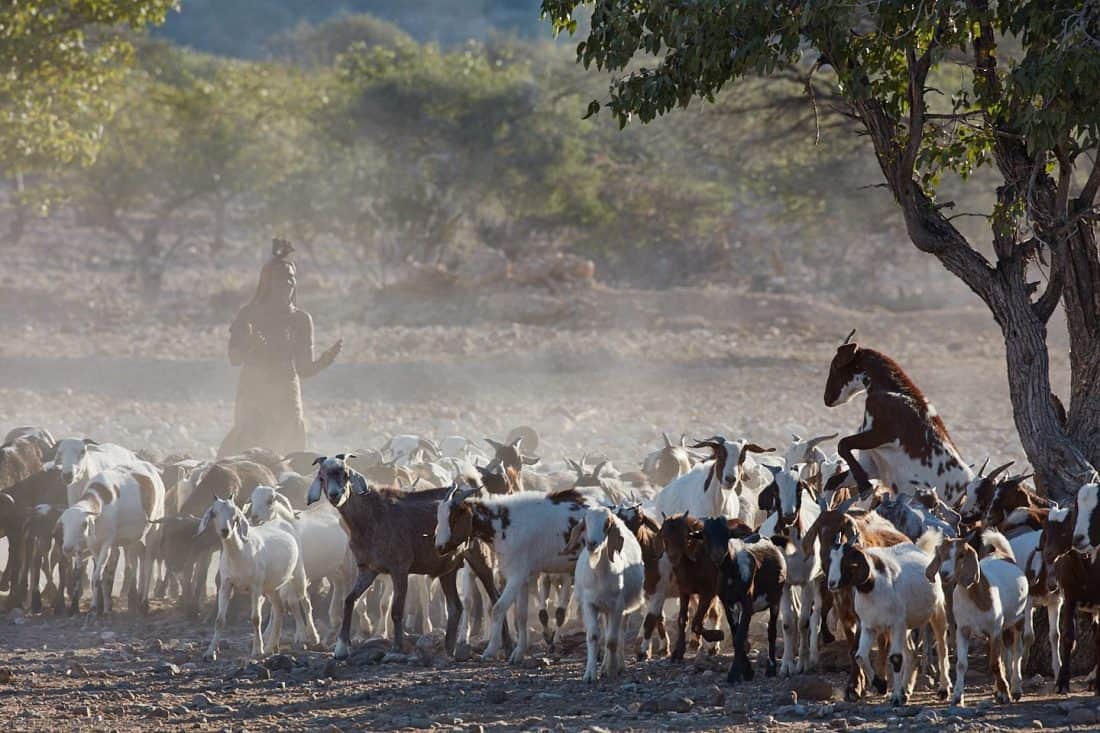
1056,681,1070,695
765,663,777,678
333,641,350,660
937,688,950,701
203,651,217,663
1012,690,1022,702
844,687,860,703
743,667,755,682
890,693,907,707
871,676,888,695
889,653,903,673
994,690,1009,704
700,628,724,643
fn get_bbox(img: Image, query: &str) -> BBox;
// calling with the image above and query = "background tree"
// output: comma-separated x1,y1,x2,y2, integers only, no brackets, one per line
0,0,176,240
541,0,1100,500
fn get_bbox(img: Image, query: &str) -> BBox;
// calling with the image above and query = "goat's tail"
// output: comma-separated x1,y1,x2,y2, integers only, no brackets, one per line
915,528,943,556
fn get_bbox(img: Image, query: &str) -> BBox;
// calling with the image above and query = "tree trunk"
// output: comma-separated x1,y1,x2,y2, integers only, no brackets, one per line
1063,219,1100,474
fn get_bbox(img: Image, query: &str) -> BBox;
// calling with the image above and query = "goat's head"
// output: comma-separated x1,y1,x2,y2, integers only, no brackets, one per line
826,535,870,591
701,516,734,566
824,329,867,407
567,456,609,488
435,481,480,555
1073,482,1100,552
57,502,98,556
563,506,626,566
307,454,367,508
691,436,773,492
197,497,248,542
247,485,295,525
659,512,704,565
784,433,837,467
925,538,968,585
958,460,1013,522
612,502,645,533
1038,505,1073,592
759,463,809,528
51,437,98,485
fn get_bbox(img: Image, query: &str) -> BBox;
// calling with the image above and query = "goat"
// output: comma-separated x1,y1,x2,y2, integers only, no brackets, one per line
58,463,165,615
655,436,774,523
927,538,1029,705
802,497,910,700
757,464,825,674
709,531,786,683
784,433,837,469
1044,501,1100,694
477,436,539,494
642,433,693,487
960,463,1049,525
3,426,56,463
823,331,974,504
248,485,352,631
0,467,68,609
16,504,65,614
0,437,45,490
827,530,951,706
436,482,596,663
564,506,645,681
150,515,220,616
199,498,319,661
181,459,276,516
875,491,959,541
310,456,474,660
50,438,141,504
659,512,752,661
614,503,674,660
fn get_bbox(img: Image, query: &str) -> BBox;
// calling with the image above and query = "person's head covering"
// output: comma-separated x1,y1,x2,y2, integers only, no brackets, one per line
249,238,297,310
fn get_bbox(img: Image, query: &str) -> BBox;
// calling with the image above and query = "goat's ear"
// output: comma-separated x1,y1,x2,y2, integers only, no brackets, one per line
350,471,369,496
562,519,585,555
83,438,99,446
757,483,777,511
684,529,703,561
743,443,773,456
607,518,625,560
307,471,323,505
196,507,213,537
835,340,858,366
521,455,540,466
273,493,294,515
235,513,249,540
924,551,943,582
957,547,981,588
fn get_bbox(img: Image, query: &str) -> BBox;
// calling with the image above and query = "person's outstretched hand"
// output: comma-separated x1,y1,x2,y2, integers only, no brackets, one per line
322,339,343,366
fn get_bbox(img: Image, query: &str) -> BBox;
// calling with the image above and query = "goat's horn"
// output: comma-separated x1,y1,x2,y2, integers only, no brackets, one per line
834,495,858,515
976,457,990,477
593,460,608,478
662,433,673,448
806,433,838,449
987,461,1014,481
842,328,856,345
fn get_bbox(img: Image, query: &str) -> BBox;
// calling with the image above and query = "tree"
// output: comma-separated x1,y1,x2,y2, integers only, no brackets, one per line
0,1,176,239
542,0,1100,500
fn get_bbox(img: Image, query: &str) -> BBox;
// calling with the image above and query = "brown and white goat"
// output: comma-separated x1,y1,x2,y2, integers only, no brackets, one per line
824,331,974,504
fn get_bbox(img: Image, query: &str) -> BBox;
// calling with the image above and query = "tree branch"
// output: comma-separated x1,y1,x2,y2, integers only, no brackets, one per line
901,46,931,177
1033,255,1064,323
1080,147,1100,207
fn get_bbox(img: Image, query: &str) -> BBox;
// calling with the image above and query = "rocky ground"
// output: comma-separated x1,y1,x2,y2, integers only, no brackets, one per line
0,231,1088,731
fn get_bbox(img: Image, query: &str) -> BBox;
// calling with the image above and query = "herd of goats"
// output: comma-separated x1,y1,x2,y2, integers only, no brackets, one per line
3,332,1100,711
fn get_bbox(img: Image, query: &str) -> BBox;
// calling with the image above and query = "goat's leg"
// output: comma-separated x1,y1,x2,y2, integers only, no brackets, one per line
1046,598,1063,683
952,626,969,706
766,601,779,677
90,545,111,617
204,580,231,662
779,586,798,677
638,586,667,661
465,548,512,651
671,593,690,661
1056,602,1075,694
805,581,823,672
484,575,523,661
819,585,836,645
102,547,121,614
582,601,600,682
837,431,887,496
335,568,378,660
930,603,952,700
1006,620,1024,701
537,574,553,646
136,541,152,614
290,564,319,648
390,572,410,654
604,604,625,680
555,576,572,647
28,535,43,614
989,633,1009,704
440,570,461,656
721,599,742,683
508,578,531,664
249,588,266,658
265,591,287,654
853,626,875,700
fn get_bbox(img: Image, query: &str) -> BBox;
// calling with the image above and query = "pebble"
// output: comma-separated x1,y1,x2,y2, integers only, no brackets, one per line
893,706,919,718
452,643,473,663
67,663,89,678
915,710,939,725
154,662,181,676
262,654,297,672
695,684,724,707
100,631,117,642
208,705,235,715
0,668,14,684
829,719,849,731
485,689,508,705
791,676,837,702
191,693,212,709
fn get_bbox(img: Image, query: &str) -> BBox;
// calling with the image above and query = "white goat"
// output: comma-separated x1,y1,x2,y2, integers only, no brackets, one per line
435,485,597,663
564,506,645,682
200,498,319,661
247,485,353,632
58,462,164,614
927,537,1029,706
655,435,774,522
827,531,951,706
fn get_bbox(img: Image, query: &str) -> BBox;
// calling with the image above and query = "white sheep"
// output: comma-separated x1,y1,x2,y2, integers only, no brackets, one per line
564,505,645,682
827,531,951,706
927,537,1029,706
200,498,320,661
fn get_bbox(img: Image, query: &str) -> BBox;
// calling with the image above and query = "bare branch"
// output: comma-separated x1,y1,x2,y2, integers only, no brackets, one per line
901,46,931,177
1033,254,1064,323
1080,147,1100,207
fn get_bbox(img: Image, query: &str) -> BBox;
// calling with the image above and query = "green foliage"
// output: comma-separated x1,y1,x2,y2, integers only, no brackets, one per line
0,0,176,175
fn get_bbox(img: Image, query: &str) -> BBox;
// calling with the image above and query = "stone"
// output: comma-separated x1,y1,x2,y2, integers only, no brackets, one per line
8,609,24,625
322,658,340,679
829,720,849,732
191,693,212,709
695,684,724,707
915,710,939,725
1067,708,1100,725
453,643,473,663
893,706,919,718
414,635,438,666
791,677,837,702
154,662,181,676
485,689,508,705
100,631,117,642
0,669,12,684
657,694,693,713
262,654,297,672
208,705,236,715
67,663,89,678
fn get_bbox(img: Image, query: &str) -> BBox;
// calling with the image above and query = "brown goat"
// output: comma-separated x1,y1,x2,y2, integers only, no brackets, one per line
802,498,909,700
181,459,276,517
0,468,68,610
615,504,672,659
478,436,538,494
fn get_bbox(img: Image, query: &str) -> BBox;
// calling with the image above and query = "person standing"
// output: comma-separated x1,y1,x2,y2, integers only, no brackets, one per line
218,239,341,457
